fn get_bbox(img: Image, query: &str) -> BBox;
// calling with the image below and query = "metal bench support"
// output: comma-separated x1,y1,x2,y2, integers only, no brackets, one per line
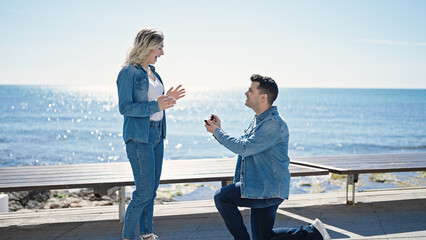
346,173,358,205
118,186,126,222
221,179,233,187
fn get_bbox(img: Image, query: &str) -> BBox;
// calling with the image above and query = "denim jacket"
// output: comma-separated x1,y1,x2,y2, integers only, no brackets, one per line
213,106,290,199
116,64,167,143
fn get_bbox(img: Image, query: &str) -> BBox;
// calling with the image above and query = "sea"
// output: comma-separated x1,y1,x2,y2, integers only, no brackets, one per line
0,85,425,198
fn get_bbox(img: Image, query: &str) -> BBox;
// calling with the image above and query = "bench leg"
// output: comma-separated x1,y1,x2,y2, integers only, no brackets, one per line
118,186,126,222
346,174,358,205
221,179,233,187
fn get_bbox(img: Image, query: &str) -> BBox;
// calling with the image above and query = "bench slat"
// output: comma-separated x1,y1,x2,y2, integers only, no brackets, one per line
0,158,328,192
290,153,426,174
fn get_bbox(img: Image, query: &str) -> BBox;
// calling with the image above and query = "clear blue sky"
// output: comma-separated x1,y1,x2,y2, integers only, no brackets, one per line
1,0,425,89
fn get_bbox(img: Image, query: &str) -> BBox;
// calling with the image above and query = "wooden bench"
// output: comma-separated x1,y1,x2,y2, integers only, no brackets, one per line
290,153,426,205
0,158,328,221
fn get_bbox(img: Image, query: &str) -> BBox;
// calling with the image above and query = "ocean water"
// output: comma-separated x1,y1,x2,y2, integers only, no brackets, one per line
0,85,425,194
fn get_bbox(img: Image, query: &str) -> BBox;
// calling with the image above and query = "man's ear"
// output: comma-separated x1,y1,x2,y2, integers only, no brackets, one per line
260,93,269,104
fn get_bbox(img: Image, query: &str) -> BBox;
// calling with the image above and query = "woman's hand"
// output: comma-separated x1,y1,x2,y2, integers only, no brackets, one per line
157,95,176,110
166,85,186,101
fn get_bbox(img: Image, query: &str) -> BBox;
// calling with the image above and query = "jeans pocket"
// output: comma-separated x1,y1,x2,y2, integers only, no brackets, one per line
148,126,161,144
126,140,135,154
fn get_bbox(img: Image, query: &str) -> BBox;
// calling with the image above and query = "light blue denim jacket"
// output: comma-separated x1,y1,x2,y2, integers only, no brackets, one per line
213,106,290,199
116,64,166,143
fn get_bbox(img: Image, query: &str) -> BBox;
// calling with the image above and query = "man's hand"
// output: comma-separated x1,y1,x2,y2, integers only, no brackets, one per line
210,114,221,128
204,114,221,133
166,85,186,101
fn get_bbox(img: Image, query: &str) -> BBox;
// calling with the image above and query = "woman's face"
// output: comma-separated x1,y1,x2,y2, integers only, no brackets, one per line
145,42,164,65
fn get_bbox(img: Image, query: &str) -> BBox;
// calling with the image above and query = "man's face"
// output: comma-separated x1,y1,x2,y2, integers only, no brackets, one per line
245,81,263,109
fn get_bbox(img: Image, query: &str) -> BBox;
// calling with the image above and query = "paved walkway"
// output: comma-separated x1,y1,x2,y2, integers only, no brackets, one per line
1,188,425,240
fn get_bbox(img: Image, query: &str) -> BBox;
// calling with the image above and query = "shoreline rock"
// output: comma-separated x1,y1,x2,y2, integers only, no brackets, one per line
7,189,175,212
8,190,50,211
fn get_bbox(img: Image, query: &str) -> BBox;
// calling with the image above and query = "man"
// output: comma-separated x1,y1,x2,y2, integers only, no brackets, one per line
204,74,331,240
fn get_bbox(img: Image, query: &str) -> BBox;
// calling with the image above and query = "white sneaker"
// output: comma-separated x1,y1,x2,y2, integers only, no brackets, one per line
141,233,160,240
312,218,331,240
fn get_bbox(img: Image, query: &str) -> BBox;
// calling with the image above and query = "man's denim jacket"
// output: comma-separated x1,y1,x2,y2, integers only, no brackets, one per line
213,106,290,199
116,64,166,144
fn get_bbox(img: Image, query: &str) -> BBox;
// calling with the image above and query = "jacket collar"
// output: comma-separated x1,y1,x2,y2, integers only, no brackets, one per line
135,64,163,85
136,64,155,72
256,106,277,123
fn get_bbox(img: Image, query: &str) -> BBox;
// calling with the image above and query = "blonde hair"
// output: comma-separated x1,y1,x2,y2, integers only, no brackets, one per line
124,28,164,66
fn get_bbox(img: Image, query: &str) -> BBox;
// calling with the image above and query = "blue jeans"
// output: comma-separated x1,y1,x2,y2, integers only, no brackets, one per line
214,182,284,240
122,121,164,240
214,183,323,240
271,225,322,240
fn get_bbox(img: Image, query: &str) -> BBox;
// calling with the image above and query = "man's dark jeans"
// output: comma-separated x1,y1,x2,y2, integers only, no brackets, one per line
214,182,323,240
214,182,283,240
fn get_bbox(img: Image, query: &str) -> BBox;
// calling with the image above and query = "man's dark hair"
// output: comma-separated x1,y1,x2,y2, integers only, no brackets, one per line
250,74,278,105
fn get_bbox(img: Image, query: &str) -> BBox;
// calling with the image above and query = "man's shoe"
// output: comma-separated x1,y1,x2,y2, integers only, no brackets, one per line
312,218,331,240
141,233,160,240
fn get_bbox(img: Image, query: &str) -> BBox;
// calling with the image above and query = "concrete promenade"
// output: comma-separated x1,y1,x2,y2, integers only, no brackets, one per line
1,188,425,240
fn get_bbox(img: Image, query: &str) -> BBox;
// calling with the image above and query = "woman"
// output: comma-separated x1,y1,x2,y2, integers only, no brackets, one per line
116,28,185,240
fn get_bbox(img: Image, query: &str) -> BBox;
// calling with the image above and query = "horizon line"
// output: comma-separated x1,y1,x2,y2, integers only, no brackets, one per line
0,83,425,91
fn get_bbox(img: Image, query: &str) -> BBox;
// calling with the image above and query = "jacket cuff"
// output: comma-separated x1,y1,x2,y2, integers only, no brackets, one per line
213,128,224,142
149,100,161,114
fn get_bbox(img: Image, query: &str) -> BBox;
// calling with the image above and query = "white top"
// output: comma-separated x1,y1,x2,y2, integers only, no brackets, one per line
147,74,164,121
